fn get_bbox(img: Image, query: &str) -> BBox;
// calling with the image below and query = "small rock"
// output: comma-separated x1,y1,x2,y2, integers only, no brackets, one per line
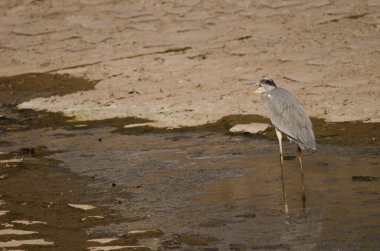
68,204,96,210
87,238,118,244
74,124,88,128
0,229,37,235
88,215,104,219
229,123,271,134
124,122,154,128
12,220,47,225
126,229,163,238
0,158,24,164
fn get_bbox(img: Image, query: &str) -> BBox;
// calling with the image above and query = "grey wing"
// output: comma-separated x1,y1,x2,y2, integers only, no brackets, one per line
263,88,316,150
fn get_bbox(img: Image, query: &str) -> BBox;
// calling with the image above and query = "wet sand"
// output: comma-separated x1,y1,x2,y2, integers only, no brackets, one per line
1,0,379,125
0,94,379,249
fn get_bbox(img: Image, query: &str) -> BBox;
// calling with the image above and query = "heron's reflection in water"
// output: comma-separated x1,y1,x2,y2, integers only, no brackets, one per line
279,153,306,215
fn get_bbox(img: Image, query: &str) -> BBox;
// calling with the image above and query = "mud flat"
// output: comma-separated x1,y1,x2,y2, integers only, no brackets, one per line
0,123,379,250
0,73,379,250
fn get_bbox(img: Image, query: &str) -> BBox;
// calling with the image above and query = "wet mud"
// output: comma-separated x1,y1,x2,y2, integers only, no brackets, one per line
0,154,125,250
2,74,379,146
0,74,379,250
0,73,98,105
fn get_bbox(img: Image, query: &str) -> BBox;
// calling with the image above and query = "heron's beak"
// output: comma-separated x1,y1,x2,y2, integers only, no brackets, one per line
245,82,259,95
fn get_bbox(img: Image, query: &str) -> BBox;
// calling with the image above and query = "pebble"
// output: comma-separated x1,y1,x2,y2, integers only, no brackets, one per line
229,123,271,134
68,204,96,210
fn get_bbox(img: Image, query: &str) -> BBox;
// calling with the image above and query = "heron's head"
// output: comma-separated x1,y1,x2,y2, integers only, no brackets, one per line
246,78,277,94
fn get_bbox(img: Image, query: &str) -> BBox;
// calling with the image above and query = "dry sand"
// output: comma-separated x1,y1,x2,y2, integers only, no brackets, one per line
1,0,379,127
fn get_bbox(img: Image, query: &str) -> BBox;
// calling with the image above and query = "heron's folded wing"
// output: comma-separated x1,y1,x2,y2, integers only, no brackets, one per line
265,88,316,150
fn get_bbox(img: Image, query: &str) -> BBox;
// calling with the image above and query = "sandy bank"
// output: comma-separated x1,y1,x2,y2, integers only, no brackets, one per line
0,0,378,127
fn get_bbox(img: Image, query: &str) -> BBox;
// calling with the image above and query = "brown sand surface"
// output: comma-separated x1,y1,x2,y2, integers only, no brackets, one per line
1,0,379,127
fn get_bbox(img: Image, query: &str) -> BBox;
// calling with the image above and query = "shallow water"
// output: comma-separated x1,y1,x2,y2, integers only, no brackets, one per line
1,124,379,250
0,73,379,250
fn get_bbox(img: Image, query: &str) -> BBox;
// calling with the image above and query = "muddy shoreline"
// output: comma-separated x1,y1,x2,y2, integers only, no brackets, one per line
1,1,379,125
0,73,379,250
1,73,379,148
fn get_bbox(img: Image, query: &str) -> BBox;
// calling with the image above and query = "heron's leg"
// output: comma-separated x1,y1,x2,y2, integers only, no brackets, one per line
280,156,289,214
275,129,288,214
297,145,306,210
297,145,304,176
275,128,284,166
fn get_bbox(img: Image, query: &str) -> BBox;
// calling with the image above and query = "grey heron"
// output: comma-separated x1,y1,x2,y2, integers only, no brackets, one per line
247,78,316,209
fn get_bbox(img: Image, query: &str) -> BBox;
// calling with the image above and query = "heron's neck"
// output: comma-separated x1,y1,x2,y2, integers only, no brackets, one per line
265,86,276,92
